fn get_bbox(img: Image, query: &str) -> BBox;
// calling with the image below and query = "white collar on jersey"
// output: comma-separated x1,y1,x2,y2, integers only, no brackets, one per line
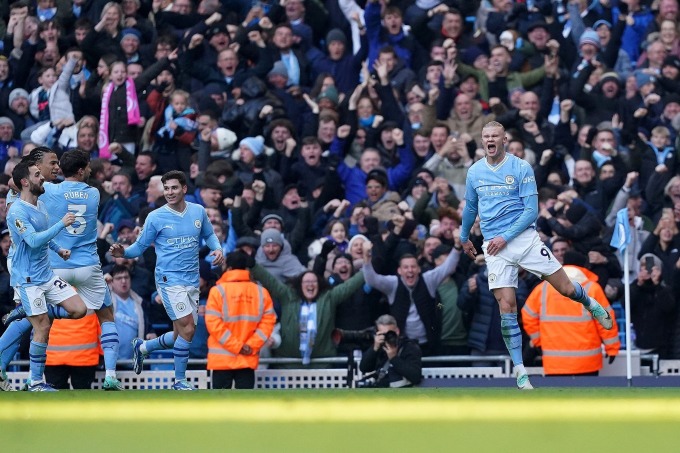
484,153,509,172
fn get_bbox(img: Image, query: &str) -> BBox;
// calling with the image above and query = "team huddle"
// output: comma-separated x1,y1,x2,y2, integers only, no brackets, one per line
0,146,223,392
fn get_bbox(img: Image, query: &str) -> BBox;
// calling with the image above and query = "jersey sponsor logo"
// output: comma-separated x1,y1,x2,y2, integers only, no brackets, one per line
15,218,26,233
488,273,497,283
176,302,187,311
194,220,201,229
166,236,199,249
522,176,535,184
33,298,44,308
505,176,515,184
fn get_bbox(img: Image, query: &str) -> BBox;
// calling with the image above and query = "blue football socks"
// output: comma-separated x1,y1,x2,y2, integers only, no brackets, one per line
29,341,47,383
100,322,119,377
500,313,524,367
173,336,191,381
144,331,175,354
0,319,30,372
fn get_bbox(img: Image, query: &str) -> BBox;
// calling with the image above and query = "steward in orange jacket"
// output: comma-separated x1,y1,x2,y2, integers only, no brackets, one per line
206,251,276,389
45,312,102,389
522,265,620,375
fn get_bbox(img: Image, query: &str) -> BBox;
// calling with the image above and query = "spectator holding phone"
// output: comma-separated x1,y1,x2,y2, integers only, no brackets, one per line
629,253,677,358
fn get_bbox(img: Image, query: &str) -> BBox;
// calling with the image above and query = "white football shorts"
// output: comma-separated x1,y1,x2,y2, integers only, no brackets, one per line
54,264,113,310
17,274,78,316
483,229,562,290
157,284,199,324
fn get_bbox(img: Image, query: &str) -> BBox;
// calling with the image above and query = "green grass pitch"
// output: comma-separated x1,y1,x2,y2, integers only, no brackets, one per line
2,388,679,452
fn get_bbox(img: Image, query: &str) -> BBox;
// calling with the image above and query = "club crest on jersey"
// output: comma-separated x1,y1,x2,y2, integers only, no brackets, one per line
489,273,497,283
505,176,515,185
33,298,44,308
15,218,26,233
194,220,201,229
176,302,186,311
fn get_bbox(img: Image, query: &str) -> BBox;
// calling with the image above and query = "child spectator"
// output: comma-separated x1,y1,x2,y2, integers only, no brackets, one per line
155,89,197,174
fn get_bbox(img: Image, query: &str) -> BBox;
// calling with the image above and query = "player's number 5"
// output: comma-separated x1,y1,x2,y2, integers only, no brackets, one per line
67,204,87,235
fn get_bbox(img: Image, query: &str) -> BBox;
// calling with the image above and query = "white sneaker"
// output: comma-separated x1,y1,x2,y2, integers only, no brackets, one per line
516,370,534,390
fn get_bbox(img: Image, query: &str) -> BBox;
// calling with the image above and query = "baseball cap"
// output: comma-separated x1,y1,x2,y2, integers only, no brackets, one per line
117,219,136,232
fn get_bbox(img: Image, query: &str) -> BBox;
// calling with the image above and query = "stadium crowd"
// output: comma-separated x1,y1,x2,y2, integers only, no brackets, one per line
1,0,680,388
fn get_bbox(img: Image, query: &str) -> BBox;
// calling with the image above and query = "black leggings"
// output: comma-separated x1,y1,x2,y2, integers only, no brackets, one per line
211,369,256,389
44,365,96,389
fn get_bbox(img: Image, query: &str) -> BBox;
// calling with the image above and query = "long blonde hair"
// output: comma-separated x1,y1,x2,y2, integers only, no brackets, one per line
100,2,124,30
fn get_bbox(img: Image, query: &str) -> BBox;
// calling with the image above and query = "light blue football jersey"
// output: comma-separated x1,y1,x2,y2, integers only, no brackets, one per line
43,181,100,268
6,189,18,261
464,153,538,241
7,199,64,287
124,202,217,287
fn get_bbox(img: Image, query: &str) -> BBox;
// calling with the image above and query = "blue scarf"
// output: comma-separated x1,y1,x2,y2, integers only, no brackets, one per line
299,302,317,365
359,115,375,128
647,142,674,166
592,150,612,168
157,105,196,138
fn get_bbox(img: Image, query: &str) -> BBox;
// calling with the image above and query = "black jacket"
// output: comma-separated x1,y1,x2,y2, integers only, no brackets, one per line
359,337,422,387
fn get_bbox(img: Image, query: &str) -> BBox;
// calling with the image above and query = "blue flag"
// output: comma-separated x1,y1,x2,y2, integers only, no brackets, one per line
610,208,631,253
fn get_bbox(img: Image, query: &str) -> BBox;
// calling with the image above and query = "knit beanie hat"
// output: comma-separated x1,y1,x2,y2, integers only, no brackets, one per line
268,61,289,79
8,88,29,105
261,213,284,228
326,28,347,46
240,136,265,156
634,71,655,88
215,128,237,150
347,234,368,253
0,117,14,129
317,86,339,104
579,29,601,50
261,228,284,246
600,72,620,85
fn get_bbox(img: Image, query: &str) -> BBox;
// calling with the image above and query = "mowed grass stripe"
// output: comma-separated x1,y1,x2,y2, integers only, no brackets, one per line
4,397,680,422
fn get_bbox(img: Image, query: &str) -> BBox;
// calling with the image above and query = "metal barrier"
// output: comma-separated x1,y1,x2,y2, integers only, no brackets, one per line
6,354,659,390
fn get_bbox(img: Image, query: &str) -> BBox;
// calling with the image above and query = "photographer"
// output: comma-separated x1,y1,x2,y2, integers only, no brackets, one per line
358,315,422,388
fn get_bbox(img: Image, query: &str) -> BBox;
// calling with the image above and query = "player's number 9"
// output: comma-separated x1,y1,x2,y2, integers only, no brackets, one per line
67,204,87,235
540,247,550,260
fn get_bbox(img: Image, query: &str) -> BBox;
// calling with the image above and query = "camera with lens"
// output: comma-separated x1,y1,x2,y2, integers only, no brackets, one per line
331,327,376,350
382,330,398,347
356,372,378,388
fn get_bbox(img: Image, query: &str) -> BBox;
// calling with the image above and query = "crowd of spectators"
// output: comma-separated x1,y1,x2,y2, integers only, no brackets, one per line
1,0,680,372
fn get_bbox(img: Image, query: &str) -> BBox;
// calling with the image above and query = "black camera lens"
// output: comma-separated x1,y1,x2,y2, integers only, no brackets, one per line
383,330,398,347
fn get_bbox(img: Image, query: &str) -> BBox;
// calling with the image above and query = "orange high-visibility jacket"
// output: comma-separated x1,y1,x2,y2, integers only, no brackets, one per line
46,312,102,367
522,265,620,375
206,269,276,370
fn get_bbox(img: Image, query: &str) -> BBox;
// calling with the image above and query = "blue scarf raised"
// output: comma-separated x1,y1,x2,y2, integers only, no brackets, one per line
157,105,196,138
299,302,317,365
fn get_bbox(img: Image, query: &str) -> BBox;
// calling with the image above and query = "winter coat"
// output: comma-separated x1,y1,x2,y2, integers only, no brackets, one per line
251,264,365,366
